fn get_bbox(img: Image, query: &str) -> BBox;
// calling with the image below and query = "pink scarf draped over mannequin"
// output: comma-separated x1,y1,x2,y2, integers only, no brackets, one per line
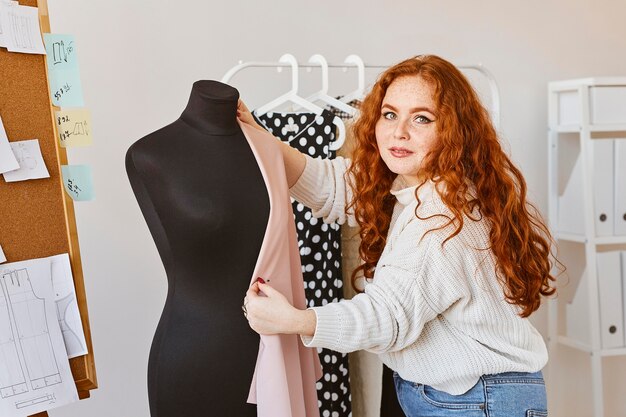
239,121,322,417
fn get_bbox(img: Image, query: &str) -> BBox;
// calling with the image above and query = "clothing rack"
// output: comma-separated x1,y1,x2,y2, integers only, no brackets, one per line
221,54,501,129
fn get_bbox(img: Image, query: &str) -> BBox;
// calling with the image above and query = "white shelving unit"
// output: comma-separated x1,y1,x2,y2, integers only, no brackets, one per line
547,77,626,417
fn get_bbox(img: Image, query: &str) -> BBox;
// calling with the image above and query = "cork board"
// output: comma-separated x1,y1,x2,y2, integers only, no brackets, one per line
0,0,97,413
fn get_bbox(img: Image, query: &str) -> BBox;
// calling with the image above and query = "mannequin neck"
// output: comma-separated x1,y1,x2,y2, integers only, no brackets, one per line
179,80,239,135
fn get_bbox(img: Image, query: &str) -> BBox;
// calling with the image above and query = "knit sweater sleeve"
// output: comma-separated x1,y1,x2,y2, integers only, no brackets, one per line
289,154,357,226
300,219,468,354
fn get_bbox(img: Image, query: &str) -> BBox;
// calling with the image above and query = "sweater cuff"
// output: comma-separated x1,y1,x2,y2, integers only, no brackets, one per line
299,306,341,350
289,154,322,204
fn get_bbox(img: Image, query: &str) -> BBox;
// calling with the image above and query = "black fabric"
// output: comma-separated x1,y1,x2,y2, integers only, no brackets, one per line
254,109,353,417
126,81,266,417
382,364,406,417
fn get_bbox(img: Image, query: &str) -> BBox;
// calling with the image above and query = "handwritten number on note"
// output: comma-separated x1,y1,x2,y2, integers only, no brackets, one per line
67,179,82,196
54,83,72,101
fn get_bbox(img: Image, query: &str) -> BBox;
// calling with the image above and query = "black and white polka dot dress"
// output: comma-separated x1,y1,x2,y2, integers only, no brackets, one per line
254,109,352,417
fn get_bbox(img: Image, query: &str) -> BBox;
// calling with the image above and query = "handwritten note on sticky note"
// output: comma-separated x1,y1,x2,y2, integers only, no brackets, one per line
55,109,93,147
44,34,84,107
61,165,94,201
51,74,84,107
2,139,50,182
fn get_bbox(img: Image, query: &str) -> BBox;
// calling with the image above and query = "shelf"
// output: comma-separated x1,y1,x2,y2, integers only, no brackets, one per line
554,233,626,245
549,124,626,133
550,125,581,133
558,336,626,357
558,336,592,352
601,347,626,357
555,233,587,243
549,77,626,92
589,124,626,133
594,236,626,245
548,77,626,417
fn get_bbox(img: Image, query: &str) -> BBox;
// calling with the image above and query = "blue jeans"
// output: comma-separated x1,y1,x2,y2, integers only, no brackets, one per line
393,371,548,417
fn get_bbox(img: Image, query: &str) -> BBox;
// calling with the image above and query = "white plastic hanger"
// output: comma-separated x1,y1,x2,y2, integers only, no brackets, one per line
339,54,366,104
254,54,346,150
223,56,500,129
304,54,357,117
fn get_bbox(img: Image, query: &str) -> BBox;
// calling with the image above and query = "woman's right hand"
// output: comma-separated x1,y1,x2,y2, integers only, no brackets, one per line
237,98,305,186
237,99,263,130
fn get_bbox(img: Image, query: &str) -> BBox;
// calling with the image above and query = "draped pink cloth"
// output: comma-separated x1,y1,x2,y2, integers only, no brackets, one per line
239,121,322,417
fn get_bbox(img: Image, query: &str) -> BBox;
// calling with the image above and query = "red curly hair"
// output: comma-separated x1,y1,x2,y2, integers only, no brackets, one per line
348,55,557,318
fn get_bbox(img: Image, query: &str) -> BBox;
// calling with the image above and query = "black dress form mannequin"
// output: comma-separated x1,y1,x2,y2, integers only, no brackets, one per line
125,80,269,417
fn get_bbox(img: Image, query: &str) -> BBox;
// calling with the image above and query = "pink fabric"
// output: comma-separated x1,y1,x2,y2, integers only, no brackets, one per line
240,121,322,417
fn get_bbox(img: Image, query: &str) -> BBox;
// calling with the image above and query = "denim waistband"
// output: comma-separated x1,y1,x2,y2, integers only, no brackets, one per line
481,371,544,384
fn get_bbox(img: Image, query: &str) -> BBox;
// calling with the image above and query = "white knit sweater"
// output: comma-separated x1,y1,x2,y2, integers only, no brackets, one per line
291,155,548,395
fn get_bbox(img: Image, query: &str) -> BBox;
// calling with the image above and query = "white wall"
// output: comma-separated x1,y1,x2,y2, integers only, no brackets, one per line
45,1,626,416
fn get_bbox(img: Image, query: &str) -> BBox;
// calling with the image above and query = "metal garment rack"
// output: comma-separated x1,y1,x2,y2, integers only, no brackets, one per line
221,55,501,130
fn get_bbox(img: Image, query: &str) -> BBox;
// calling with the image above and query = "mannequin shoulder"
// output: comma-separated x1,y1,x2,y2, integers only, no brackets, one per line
125,122,181,174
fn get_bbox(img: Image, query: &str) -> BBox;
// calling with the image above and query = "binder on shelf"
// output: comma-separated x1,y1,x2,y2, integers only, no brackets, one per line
590,86,626,125
622,252,626,347
597,251,624,349
557,139,614,236
615,140,626,235
558,152,584,235
566,267,591,346
594,139,615,236
557,90,581,126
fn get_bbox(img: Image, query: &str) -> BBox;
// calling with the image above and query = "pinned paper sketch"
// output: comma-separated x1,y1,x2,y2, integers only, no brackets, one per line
43,34,84,107
50,254,88,358
0,1,18,49
0,256,78,417
2,140,50,183
55,109,93,147
61,165,94,201
0,244,5,264
0,116,19,174
0,4,46,54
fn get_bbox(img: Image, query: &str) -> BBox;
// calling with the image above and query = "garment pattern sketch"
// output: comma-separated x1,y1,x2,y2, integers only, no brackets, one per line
0,283,28,399
55,294,83,355
2,270,61,390
0,255,78,417
51,254,87,359
254,109,353,417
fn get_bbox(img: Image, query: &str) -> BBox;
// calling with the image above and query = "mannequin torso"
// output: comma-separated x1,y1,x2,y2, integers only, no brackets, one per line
126,80,268,417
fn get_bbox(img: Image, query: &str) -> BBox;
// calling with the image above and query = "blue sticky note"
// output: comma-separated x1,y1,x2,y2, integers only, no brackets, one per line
44,34,80,71
61,165,94,201
48,68,85,107
44,34,85,107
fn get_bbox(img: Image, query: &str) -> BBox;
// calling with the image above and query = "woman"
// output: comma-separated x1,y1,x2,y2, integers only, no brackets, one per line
238,55,556,417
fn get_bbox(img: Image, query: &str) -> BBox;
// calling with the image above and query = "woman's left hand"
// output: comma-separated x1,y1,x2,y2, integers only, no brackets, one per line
245,281,313,336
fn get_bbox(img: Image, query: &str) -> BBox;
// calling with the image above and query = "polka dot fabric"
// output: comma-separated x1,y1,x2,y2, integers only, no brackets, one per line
254,109,352,417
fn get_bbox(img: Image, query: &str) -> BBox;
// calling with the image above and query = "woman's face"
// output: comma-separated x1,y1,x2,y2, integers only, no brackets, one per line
375,75,438,187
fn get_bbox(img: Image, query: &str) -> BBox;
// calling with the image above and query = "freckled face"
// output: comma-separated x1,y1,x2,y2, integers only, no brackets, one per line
375,75,438,187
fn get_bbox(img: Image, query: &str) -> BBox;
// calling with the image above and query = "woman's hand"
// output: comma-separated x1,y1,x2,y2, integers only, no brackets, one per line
236,98,306,188
245,281,316,336
237,99,265,131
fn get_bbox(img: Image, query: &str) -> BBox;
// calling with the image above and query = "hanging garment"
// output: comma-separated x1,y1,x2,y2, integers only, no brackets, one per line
253,109,353,417
239,120,323,417
326,102,386,417
327,100,403,417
